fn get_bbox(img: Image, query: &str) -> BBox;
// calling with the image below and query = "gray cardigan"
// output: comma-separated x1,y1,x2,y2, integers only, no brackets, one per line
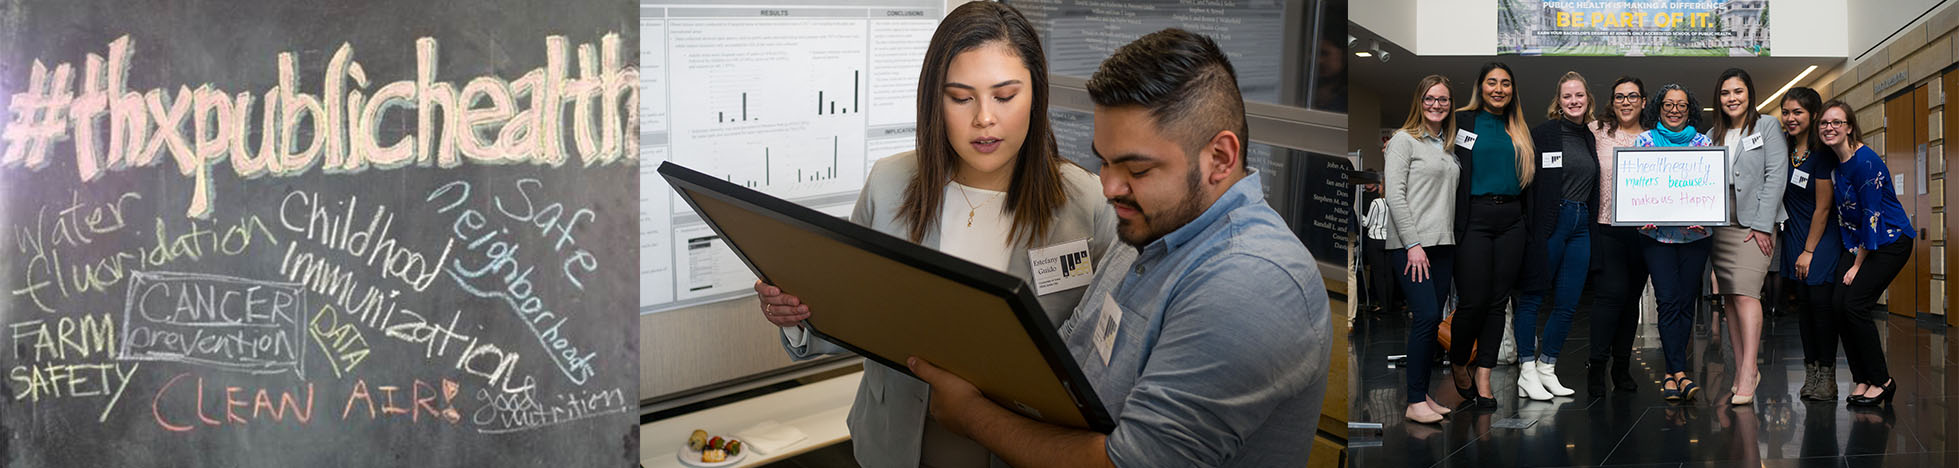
1721,114,1790,232
1382,129,1460,248
779,150,1117,468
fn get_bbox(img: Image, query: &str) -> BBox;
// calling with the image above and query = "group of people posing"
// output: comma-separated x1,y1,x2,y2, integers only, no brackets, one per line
1385,63,1917,424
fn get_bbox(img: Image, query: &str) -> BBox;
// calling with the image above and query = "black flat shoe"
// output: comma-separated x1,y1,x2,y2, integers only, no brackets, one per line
1587,361,1608,396
1470,396,1499,409
1612,361,1638,392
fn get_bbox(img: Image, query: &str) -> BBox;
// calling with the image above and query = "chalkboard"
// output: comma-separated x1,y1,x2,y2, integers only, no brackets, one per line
0,1,640,466
1610,146,1732,226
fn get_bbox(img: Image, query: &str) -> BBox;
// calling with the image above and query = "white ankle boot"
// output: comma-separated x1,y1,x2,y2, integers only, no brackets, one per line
1539,362,1575,396
1518,361,1554,401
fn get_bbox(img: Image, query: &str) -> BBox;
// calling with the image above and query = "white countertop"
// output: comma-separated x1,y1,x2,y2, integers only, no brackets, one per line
642,371,860,468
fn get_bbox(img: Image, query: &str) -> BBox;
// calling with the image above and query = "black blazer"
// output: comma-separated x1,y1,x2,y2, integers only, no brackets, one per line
1519,118,1601,293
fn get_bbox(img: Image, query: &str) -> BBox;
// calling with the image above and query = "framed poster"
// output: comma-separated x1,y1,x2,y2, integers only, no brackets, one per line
1611,146,1732,226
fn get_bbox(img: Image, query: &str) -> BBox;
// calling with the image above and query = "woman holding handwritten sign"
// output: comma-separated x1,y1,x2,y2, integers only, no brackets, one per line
1384,75,1462,423
1776,88,1844,402
1448,62,1538,410
1819,100,1912,407
1630,84,1713,402
1706,68,1789,406
1511,71,1599,401
1585,76,1649,395
754,4,1119,466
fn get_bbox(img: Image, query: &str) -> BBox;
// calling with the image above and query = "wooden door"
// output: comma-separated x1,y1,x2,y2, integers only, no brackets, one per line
1946,73,1959,327
1880,88,1923,317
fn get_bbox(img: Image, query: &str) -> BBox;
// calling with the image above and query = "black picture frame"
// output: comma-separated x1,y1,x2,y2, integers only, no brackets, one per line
657,161,1117,433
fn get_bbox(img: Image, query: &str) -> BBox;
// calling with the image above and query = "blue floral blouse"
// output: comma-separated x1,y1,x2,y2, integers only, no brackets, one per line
1832,145,1914,251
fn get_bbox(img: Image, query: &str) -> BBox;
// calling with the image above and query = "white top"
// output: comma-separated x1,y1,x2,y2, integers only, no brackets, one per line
1723,128,1744,174
786,181,1013,348
936,181,1014,272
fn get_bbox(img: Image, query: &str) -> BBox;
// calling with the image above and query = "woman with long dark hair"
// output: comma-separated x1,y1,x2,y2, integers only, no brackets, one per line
1385,75,1461,423
1632,84,1713,402
1819,100,1912,407
754,3,1117,466
1705,68,1788,406
1449,62,1537,409
1776,88,1844,402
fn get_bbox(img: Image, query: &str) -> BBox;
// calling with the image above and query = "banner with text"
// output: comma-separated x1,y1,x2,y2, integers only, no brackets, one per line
1498,0,1770,56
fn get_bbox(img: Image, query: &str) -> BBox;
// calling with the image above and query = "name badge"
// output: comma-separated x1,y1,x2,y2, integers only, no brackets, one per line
1028,238,1094,296
1744,133,1765,151
1790,168,1810,188
1455,130,1477,150
1092,293,1123,366
1542,151,1563,168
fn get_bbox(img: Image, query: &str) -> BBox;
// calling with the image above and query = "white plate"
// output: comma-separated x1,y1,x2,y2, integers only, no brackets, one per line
676,440,748,467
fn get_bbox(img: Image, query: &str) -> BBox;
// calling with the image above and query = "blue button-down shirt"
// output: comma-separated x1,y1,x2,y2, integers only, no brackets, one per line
1058,172,1330,467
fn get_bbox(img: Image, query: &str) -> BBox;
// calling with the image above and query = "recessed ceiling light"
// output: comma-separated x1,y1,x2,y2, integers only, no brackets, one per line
1758,65,1821,112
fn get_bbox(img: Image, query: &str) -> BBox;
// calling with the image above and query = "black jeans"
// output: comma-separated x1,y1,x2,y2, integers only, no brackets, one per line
1588,224,1646,365
1834,236,1912,385
1451,197,1525,369
1392,246,1454,404
1795,279,1839,367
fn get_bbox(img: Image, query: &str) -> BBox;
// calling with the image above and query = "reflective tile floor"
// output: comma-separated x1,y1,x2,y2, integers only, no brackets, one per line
1348,295,1959,468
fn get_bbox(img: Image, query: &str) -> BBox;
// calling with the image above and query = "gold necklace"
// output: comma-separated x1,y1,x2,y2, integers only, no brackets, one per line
956,183,1004,228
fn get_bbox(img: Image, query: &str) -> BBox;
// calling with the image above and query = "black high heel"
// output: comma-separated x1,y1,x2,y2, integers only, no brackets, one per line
1849,379,1896,406
1452,365,1477,400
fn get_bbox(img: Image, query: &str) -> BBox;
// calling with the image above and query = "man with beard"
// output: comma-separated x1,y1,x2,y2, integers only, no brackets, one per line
905,28,1331,467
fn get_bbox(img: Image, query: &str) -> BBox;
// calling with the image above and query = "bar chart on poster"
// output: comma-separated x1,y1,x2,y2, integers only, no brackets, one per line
641,3,940,312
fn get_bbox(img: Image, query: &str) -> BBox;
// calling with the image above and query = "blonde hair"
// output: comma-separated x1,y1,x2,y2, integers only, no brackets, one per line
1544,71,1595,125
1457,62,1536,187
1397,75,1456,144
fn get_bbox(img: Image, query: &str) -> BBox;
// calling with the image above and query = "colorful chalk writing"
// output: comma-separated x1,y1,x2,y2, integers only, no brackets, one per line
1,3,637,465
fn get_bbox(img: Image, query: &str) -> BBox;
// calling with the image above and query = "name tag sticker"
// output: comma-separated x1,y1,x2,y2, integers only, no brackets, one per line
1455,130,1477,150
1028,238,1093,295
1543,151,1563,168
1790,168,1810,188
1092,293,1122,366
1744,133,1765,151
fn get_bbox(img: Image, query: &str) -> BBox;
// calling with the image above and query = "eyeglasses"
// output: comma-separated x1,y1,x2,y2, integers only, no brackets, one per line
1819,120,1850,129
1613,93,1644,102
1422,96,1451,105
1661,102,1690,111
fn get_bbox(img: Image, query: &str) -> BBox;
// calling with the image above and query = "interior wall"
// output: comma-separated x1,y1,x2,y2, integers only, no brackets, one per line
1851,0,1945,60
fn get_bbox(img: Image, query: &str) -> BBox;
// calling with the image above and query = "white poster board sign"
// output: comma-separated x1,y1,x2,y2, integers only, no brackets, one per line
1611,146,1732,226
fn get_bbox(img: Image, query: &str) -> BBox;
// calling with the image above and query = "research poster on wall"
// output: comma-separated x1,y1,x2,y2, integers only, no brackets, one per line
1498,0,1771,56
640,2,941,313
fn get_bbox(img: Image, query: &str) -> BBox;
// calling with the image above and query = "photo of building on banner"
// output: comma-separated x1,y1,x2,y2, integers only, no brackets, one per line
1499,0,1769,56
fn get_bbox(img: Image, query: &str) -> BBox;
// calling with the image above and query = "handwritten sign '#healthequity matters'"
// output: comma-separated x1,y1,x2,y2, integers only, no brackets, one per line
1612,146,1731,226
